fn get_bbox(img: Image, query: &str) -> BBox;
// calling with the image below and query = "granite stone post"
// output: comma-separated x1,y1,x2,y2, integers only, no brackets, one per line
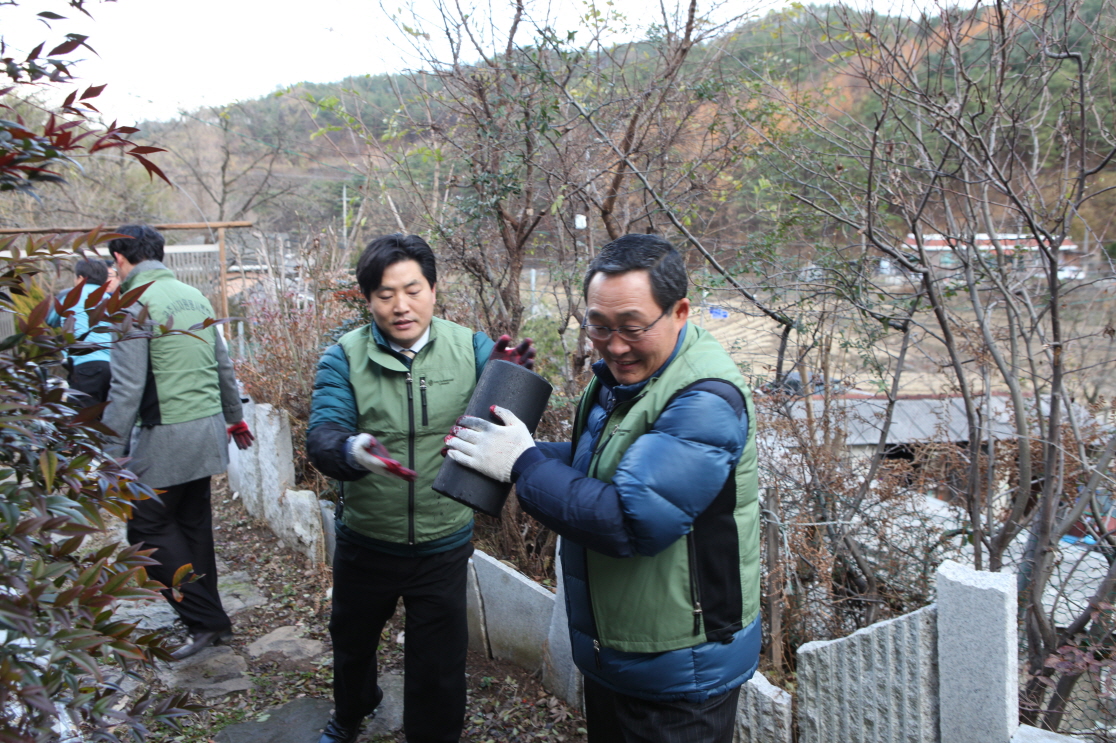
936,559,1018,743
736,671,793,743
797,604,938,743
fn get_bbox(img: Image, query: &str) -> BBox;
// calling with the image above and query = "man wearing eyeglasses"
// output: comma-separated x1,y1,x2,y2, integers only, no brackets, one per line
445,233,760,742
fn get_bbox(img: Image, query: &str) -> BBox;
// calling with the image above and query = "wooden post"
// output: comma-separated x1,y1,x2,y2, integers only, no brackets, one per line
217,226,229,319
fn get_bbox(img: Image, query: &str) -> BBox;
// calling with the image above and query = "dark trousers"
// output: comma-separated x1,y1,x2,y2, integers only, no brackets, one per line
585,677,741,743
126,476,230,633
329,538,472,743
68,360,111,407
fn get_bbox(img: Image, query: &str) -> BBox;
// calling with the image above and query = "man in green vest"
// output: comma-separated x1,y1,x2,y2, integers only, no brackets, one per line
306,234,534,743
102,224,255,661
446,234,761,743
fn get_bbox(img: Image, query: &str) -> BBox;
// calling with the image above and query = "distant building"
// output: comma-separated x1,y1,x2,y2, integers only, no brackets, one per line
900,233,1088,279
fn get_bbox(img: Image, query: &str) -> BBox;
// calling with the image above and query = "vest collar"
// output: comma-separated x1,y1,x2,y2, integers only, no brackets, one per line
591,323,689,404
120,260,174,292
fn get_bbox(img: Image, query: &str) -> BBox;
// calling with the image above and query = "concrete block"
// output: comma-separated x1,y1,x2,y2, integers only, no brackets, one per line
233,402,263,519
256,404,296,526
541,551,581,710
937,560,1017,743
465,557,490,657
227,438,243,494
472,550,555,673
320,500,336,567
267,489,326,564
1010,725,1078,742
797,604,938,743
737,671,793,743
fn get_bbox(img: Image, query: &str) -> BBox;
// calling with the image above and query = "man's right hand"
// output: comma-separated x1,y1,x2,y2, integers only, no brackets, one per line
349,433,418,482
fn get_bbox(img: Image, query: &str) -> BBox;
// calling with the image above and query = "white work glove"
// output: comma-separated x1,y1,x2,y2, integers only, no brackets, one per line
444,405,535,483
348,433,417,481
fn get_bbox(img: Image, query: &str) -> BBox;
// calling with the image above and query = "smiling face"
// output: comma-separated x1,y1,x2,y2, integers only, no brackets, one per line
367,259,437,348
585,270,690,385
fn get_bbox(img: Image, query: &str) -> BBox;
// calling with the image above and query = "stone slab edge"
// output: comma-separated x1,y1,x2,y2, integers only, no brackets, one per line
466,556,491,657
472,549,555,672
1010,725,1078,742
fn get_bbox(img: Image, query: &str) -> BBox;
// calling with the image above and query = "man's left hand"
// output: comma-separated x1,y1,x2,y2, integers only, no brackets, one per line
445,405,535,483
488,335,536,370
227,421,254,450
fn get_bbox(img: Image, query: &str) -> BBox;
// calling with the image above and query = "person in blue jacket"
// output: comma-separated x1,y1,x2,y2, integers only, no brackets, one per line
49,257,118,407
446,234,761,743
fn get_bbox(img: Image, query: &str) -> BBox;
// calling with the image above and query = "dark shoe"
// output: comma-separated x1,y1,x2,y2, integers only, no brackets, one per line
171,629,222,660
319,687,382,743
317,716,363,743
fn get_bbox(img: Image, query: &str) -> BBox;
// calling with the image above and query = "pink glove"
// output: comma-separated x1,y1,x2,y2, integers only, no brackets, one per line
227,421,254,450
488,335,536,370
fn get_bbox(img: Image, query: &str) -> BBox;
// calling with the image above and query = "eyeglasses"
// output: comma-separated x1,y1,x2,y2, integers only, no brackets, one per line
582,305,671,343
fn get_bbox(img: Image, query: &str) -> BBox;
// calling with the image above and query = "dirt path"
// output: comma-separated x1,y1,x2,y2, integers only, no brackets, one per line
136,475,587,742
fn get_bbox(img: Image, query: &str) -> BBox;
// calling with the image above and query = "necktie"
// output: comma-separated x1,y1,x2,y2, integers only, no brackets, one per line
399,348,416,359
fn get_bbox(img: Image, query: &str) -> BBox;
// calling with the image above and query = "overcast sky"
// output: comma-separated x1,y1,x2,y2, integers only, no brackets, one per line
3,0,762,124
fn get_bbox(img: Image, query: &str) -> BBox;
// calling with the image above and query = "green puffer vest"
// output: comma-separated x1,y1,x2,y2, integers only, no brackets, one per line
122,265,222,426
576,325,760,652
337,318,475,545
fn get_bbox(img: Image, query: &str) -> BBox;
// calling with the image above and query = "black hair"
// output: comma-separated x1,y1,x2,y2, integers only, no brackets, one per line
583,233,688,311
107,224,165,265
355,234,437,299
73,258,108,286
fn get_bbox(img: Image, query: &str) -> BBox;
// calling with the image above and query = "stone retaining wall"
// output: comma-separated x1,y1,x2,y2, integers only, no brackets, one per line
795,561,1074,743
228,402,327,566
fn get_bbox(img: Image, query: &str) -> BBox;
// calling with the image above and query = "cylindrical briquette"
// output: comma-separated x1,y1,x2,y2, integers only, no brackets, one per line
432,360,553,517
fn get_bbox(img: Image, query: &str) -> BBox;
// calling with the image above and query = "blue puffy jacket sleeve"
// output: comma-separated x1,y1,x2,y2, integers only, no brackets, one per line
473,331,495,379
515,380,747,558
307,343,366,481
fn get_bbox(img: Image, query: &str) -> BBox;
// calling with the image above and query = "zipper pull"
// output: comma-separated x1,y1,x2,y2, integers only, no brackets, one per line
593,639,602,669
693,603,703,635
420,377,429,426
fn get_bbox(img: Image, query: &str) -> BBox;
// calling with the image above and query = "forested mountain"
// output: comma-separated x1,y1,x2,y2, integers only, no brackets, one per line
7,0,1114,267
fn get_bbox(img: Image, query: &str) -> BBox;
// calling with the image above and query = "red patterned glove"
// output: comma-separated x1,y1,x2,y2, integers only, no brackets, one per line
488,335,536,370
227,420,255,450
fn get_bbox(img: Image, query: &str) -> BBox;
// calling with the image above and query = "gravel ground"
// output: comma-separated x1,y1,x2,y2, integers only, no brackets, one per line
143,475,587,742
